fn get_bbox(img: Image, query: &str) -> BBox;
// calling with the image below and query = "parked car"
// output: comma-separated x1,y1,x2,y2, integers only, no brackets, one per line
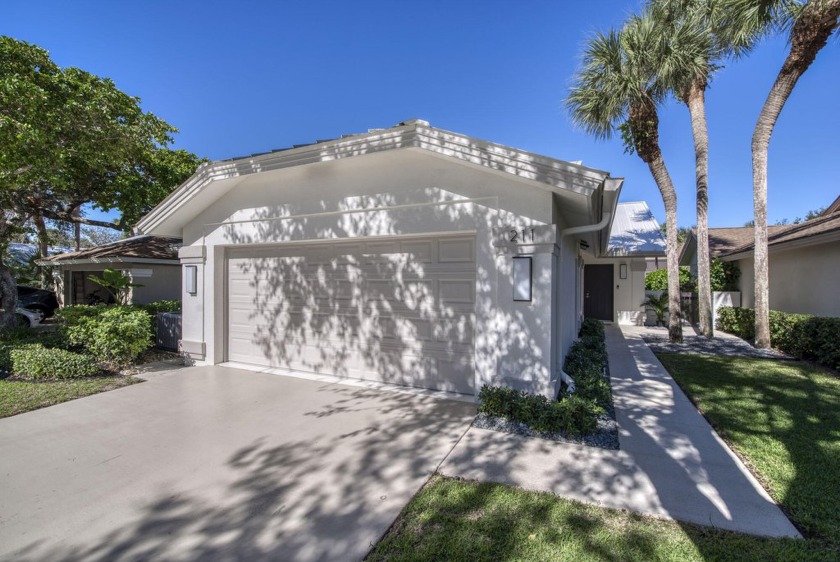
16,285,59,318
15,307,43,328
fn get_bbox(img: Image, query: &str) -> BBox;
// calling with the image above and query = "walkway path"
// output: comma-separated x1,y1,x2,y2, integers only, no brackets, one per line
440,324,800,538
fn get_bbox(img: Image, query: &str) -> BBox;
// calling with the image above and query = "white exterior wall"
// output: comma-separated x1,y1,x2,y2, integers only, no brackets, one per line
581,255,649,325
732,241,840,317
128,265,181,304
177,150,581,398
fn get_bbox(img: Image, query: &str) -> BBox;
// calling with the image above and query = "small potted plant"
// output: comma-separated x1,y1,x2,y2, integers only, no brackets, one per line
642,292,669,327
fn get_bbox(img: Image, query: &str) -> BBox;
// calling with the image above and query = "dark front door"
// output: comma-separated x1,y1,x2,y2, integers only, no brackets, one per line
584,264,613,321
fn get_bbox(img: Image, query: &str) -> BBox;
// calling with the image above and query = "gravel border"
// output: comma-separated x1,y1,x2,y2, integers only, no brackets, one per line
473,363,619,450
641,333,792,360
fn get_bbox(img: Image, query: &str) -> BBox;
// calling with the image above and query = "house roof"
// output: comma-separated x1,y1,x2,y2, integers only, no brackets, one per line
720,208,840,259
39,236,181,266
679,225,788,265
605,201,666,256
135,119,623,244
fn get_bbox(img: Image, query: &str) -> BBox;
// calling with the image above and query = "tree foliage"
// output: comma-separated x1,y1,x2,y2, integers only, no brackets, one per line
0,36,203,326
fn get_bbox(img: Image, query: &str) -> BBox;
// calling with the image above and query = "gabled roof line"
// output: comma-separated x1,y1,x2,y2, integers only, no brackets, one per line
136,120,612,235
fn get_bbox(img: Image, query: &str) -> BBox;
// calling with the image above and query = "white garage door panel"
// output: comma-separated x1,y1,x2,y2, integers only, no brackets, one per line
226,235,476,395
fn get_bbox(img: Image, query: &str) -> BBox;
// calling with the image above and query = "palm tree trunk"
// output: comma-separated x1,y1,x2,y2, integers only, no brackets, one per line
686,83,712,337
751,0,840,349
646,155,683,343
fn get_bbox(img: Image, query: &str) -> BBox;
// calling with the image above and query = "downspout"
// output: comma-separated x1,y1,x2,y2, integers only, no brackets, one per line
555,210,613,394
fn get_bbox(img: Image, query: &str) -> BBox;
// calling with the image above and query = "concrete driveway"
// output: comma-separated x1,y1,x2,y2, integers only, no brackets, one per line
0,366,476,562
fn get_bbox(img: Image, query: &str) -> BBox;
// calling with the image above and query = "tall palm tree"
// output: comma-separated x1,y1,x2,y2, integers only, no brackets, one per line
724,0,840,348
650,0,719,337
567,12,684,343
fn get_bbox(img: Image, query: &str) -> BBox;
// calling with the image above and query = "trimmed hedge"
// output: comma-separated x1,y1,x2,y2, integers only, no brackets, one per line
477,319,610,435
477,386,600,435
717,307,840,370
645,267,694,291
61,305,152,366
8,343,99,379
136,299,181,315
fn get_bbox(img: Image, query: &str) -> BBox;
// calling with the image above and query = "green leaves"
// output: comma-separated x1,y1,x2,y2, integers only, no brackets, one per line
88,268,143,305
0,36,203,240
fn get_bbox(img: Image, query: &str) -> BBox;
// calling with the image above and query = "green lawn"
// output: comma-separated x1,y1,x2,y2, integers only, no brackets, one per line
657,354,840,548
0,375,141,418
368,476,830,561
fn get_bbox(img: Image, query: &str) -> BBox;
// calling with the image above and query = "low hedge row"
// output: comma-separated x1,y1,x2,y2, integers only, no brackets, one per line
717,307,840,370
8,344,99,379
477,318,609,435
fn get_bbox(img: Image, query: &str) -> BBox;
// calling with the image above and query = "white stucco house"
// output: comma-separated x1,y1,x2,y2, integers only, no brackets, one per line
136,119,661,399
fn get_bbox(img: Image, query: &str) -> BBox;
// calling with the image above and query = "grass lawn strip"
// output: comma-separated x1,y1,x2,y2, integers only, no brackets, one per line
0,376,141,418
368,476,833,562
656,353,840,549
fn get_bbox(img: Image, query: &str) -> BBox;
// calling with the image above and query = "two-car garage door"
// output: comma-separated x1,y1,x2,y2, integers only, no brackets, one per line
226,235,476,395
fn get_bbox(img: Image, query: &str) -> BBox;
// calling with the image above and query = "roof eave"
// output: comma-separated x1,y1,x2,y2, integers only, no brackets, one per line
137,121,611,236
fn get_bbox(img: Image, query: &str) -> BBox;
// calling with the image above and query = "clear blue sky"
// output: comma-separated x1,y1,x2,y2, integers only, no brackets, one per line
6,0,839,228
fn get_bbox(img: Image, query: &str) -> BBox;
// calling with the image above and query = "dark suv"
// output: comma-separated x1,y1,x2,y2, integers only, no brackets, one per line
16,285,60,318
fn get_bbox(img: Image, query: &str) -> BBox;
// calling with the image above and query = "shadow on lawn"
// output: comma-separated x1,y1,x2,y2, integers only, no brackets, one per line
657,352,840,547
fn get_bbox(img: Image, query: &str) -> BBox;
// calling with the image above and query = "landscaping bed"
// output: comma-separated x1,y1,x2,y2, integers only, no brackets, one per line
474,318,618,449
0,300,181,417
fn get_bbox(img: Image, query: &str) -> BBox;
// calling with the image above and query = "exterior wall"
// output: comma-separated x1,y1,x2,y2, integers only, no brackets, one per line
55,263,180,305
177,149,581,398
581,255,649,325
128,266,181,304
733,242,840,317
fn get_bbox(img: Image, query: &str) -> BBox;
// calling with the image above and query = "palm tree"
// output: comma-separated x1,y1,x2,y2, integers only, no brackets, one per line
650,0,719,337
567,12,684,343
723,0,840,348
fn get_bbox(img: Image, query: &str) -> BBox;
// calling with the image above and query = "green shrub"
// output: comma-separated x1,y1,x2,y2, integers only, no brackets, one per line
136,299,181,316
578,318,605,339
717,307,840,371
9,343,99,379
62,306,152,366
477,318,611,436
477,386,600,435
716,306,755,340
710,258,741,291
57,304,109,324
645,267,693,291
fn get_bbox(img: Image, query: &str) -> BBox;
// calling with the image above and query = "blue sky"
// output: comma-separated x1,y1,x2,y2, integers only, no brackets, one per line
6,0,839,228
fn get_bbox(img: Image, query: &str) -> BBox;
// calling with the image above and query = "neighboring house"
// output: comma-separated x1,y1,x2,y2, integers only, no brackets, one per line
679,225,788,277
583,201,666,325
680,197,840,317
40,236,182,306
136,118,657,399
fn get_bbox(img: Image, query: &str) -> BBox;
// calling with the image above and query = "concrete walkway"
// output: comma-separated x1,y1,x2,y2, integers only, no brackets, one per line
440,324,801,538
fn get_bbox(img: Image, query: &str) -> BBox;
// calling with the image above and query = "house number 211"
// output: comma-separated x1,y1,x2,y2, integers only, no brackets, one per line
509,228,535,243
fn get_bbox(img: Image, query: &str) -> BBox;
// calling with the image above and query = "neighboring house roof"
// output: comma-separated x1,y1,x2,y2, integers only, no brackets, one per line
136,119,624,255
720,208,840,260
605,201,666,257
823,194,840,216
39,236,182,266
679,225,788,265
